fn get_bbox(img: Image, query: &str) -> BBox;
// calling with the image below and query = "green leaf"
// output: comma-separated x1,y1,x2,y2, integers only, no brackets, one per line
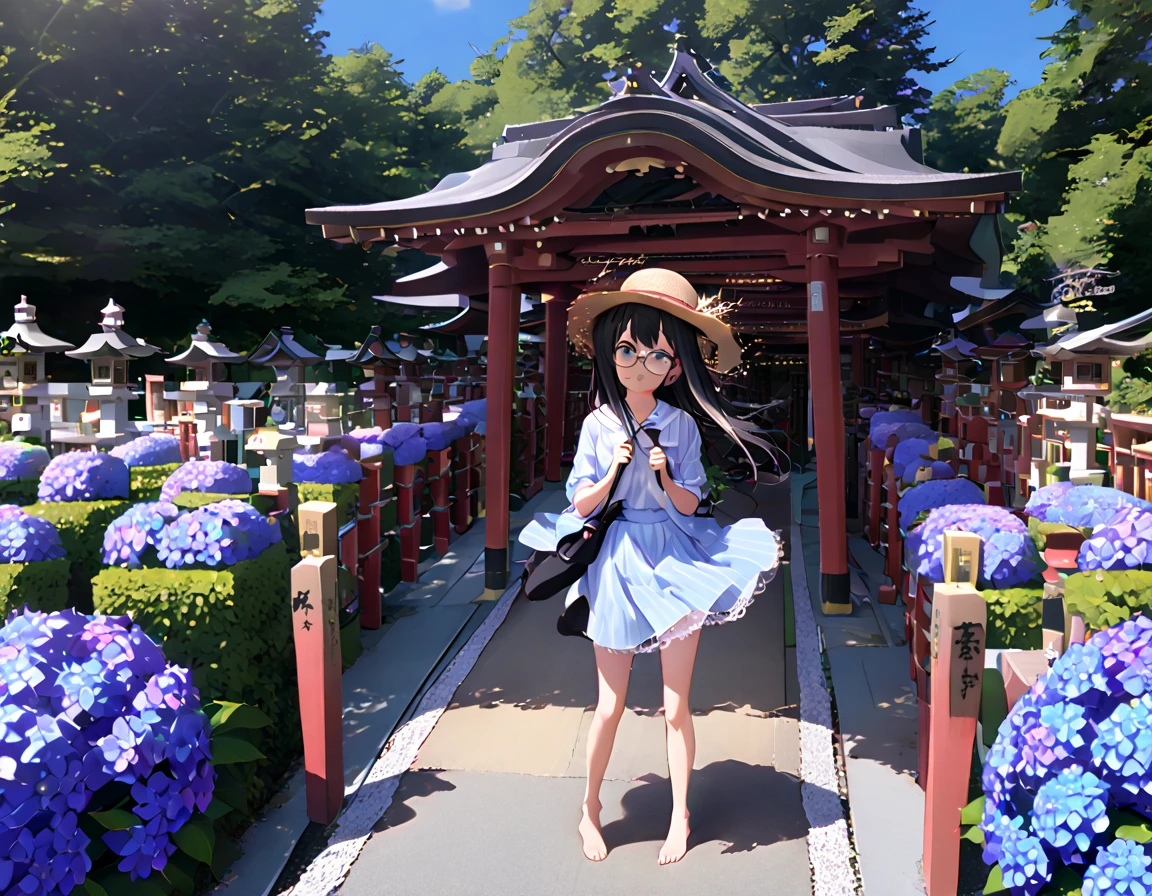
984,863,1007,894
210,735,266,765
172,815,215,865
961,825,986,844
82,879,109,896
961,796,985,826
209,701,273,734
89,809,143,830
1117,823,1152,843
161,857,196,896
204,797,235,820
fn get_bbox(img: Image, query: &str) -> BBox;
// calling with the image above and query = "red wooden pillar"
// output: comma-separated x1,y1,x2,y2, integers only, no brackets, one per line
485,241,519,593
429,447,452,555
543,285,576,482
395,463,419,582
868,445,884,548
357,462,381,629
806,225,850,614
178,419,197,461
452,436,472,534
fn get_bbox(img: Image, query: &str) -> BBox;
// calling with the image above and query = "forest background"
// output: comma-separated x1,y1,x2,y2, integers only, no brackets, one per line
0,0,1148,357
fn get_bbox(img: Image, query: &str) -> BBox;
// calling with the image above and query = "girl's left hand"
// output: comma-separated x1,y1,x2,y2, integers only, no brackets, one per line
649,446,668,473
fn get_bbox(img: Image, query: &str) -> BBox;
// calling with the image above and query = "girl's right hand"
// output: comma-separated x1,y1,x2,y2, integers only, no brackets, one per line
611,440,633,470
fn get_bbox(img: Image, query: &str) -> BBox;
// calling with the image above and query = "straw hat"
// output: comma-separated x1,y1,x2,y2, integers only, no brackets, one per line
567,268,742,373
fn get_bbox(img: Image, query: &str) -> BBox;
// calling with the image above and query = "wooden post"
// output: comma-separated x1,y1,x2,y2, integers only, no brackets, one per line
429,446,452,555
923,582,987,896
178,418,197,461
543,286,575,482
452,436,472,534
484,241,518,594
868,444,884,548
290,549,343,825
395,463,419,582
357,462,382,629
807,225,850,614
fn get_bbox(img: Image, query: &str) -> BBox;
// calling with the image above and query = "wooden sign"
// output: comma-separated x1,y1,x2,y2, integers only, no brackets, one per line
942,530,982,587
949,621,984,719
290,555,343,824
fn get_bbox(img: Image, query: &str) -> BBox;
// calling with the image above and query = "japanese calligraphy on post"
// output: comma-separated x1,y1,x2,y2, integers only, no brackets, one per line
950,621,984,719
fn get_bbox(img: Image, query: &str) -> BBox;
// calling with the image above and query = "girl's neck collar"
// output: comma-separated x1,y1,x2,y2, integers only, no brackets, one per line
597,398,674,429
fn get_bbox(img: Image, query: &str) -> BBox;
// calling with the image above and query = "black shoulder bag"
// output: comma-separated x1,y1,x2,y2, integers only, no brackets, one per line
520,449,630,604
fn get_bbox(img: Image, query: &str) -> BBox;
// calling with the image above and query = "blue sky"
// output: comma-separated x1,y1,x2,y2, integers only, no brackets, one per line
316,0,1069,97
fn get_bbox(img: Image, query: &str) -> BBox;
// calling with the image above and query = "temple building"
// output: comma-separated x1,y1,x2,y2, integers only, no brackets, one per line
0,296,77,441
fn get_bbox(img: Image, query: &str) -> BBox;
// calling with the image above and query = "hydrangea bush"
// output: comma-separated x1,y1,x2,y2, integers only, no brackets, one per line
101,501,181,568
292,447,361,485
869,421,935,449
898,478,986,530
1078,505,1152,572
0,608,213,893
868,409,923,430
1026,484,1152,530
37,453,129,503
0,504,66,563
382,423,427,466
110,433,183,468
159,461,251,503
905,504,1041,588
979,615,1152,895
0,442,50,481
155,500,281,569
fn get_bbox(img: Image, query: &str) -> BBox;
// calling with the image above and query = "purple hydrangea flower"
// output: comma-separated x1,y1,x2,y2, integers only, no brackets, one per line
1082,838,1152,896
998,826,1052,896
1092,693,1152,812
1024,482,1077,521
420,422,455,452
1029,484,1152,529
0,443,50,481
101,501,181,568
869,409,923,430
155,499,281,569
0,505,65,563
869,421,934,448
0,609,213,890
905,504,1041,588
37,452,129,503
159,460,251,503
898,477,985,530
1031,766,1110,862
292,447,362,485
1079,504,1152,571
110,434,183,468
458,398,487,436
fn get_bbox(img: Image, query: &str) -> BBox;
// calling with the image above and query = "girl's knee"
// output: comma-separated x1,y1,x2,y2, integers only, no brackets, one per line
663,702,691,729
595,699,626,724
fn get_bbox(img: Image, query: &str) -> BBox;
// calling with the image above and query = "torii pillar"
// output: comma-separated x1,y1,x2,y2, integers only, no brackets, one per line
484,240,520,595
807,224,851,614
543,285,577,482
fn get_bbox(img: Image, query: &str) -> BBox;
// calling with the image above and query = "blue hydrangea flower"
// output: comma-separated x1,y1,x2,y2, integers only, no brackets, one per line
101,501,180,568
37,452,129,502
110,434,183,468
1025,482,1077,522
1032,766,1110,862
897,477,985,530
155,499,281,569
998,826,1052,896
1079,504,1152,571
1082,837,1152,896
869,409,923,430
1030,484,1152,529
869,420,934,449
292,447,362,485
159,460,251,503
381,424,428,466
0,505,65,563
0,609,213,890
905,503,1041,588
0,442,49,481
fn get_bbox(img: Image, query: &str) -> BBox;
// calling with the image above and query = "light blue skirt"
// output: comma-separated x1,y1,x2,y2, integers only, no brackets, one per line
520,507,782,654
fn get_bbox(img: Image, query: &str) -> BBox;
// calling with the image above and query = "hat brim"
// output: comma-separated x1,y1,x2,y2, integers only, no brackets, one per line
566,290,742,373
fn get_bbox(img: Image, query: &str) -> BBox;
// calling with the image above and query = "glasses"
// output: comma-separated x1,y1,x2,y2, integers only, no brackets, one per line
614,343,675,375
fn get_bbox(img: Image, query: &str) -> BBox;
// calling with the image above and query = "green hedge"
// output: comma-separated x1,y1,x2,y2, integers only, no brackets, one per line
1064,569,1152,630
26,500,129,610
0,558,70,618
981,587,1043,650
173,490,251,509
129,462,181,501
298,481,360,524
91,542,297,809
0,479,39,506
1027,517,1091,552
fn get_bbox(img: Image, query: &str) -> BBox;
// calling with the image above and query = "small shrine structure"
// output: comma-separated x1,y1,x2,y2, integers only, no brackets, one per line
0,296,77,441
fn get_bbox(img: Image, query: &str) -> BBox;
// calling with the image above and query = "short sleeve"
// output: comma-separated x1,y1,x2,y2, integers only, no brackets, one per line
671,413,708,500
565,418,602,505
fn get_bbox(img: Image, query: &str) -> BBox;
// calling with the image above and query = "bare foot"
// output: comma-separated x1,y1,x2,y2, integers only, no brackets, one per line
658,809,690,865
579,800,608,862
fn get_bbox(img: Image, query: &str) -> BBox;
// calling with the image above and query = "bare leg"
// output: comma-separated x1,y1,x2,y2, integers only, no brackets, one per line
580,644,634,861
658,628,700,865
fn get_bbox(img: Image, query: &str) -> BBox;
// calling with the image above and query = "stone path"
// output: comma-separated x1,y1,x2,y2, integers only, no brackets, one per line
280,480,811,895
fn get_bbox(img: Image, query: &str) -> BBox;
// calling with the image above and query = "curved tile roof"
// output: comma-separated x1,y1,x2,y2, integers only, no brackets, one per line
306,49,1020,229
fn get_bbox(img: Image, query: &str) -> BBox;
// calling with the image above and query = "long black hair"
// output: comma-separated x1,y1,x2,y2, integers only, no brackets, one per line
589,302,771,471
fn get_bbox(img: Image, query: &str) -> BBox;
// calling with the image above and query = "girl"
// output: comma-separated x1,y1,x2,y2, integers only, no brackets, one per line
519,268,782,866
